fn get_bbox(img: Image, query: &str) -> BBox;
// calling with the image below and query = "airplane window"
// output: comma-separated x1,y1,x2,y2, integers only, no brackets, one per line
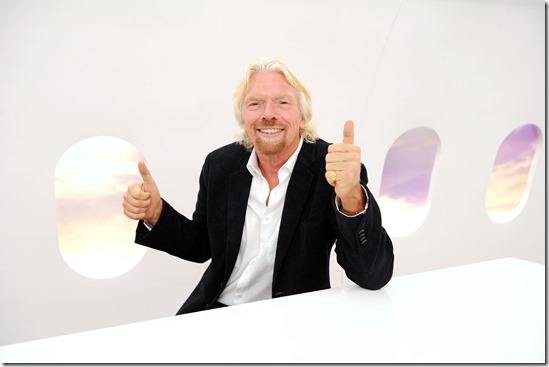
485,124,542,223
378,127,440,238
54,136,147,279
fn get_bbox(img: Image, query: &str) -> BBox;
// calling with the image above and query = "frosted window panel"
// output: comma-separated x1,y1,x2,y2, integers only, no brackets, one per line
485,124,542,224
55,136,146,279
378,127,440,238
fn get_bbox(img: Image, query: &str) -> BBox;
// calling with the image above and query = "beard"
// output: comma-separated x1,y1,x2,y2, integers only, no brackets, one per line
252,132,287,156
247,119,289,156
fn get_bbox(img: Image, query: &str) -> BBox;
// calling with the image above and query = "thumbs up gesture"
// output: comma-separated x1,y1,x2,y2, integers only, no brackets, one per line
123,161,163,225
325,120,366,215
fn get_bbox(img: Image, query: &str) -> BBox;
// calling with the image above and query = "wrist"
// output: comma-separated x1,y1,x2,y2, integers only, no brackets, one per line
339,185,366,214
149,200,163,226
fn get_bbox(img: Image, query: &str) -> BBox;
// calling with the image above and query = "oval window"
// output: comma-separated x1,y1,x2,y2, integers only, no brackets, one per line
378,127,441,238
485,124,542,223
55,136,147,279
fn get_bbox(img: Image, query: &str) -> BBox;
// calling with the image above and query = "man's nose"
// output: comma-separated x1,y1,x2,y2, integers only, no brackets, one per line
262,101,276,120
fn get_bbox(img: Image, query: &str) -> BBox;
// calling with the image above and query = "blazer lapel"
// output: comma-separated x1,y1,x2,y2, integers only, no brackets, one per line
224,156,253,281
273,142,315,283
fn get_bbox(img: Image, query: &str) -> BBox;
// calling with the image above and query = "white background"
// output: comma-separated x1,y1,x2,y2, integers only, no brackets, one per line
0,0,544,346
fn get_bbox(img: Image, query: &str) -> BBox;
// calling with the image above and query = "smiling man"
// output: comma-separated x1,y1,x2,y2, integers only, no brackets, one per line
123,58,394,314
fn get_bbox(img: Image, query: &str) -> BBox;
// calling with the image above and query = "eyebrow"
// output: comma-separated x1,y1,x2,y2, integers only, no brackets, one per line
244,93,296,103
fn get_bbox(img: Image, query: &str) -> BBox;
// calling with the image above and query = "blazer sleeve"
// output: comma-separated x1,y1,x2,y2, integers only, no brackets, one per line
333,165,394,290
134,155,213,263
134,200,211,263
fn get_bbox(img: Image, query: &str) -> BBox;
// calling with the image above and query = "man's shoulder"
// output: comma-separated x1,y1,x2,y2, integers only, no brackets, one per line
210,141,249,155
206,142,250,167
313,138,330,151
302,138,330,159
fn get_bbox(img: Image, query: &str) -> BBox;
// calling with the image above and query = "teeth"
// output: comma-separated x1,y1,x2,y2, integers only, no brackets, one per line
259,129,282,134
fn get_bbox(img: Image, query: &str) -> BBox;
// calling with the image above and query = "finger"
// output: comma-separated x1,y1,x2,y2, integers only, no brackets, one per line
122,199,149,215
342,120,354,145
124,190,151,208
325,151,360,163
324,171,337,187
138,160,156,193
128,183,150,200
123,207,146,220
326,163,349,173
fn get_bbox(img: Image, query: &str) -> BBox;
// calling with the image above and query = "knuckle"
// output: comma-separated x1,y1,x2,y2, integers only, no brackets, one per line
129,183,142,195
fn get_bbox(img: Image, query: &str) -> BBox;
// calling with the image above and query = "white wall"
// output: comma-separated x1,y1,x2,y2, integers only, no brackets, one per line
0,0,544,346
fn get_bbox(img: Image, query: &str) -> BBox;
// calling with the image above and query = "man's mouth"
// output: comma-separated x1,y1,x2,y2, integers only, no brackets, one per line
258,128,283,134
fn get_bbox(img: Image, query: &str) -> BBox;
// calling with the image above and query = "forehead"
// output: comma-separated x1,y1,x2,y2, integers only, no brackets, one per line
245,71,297,98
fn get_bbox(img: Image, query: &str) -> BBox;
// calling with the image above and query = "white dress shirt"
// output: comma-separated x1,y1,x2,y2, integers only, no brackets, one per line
217,139,304,306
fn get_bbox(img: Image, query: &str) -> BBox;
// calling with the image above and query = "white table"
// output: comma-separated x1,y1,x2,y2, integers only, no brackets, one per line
0,258,544,363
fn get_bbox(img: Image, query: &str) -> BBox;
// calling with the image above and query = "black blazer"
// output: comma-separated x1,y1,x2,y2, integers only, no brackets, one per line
136,139,394,314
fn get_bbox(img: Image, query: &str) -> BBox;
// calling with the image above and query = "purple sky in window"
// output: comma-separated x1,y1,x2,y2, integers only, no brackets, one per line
486,123,541,222
378,127,440,237
379,127,440,206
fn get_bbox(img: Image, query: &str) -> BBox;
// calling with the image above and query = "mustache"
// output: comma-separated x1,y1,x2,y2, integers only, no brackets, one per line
256,119,283,129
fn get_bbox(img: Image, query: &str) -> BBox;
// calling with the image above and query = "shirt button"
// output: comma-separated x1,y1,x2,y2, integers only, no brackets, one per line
264,215,271,222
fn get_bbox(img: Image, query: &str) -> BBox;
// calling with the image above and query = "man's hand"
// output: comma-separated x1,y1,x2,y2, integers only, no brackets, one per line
325,120,366,215
123,161,163,225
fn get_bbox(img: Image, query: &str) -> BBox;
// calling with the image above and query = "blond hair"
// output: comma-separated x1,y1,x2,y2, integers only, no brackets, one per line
233,58,319,150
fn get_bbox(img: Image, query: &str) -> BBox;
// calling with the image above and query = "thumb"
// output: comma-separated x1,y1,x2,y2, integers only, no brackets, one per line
138,160,155,192
342,120,355,144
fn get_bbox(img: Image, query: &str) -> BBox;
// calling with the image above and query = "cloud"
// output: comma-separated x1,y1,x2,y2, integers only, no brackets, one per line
493,124,540,166
55,192,126,229
378,195,431,237
56,190,146,279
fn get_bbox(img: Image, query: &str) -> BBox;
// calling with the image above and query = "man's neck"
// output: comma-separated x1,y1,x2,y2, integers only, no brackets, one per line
255,139,302,190
256,154,286,191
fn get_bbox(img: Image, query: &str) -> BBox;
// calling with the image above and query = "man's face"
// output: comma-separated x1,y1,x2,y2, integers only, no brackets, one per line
243,71,304,160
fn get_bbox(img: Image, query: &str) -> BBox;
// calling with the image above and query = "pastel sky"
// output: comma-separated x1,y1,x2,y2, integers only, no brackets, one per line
378,127,440,237
485,124,541,223
55,137,146,279
378,124,541,237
